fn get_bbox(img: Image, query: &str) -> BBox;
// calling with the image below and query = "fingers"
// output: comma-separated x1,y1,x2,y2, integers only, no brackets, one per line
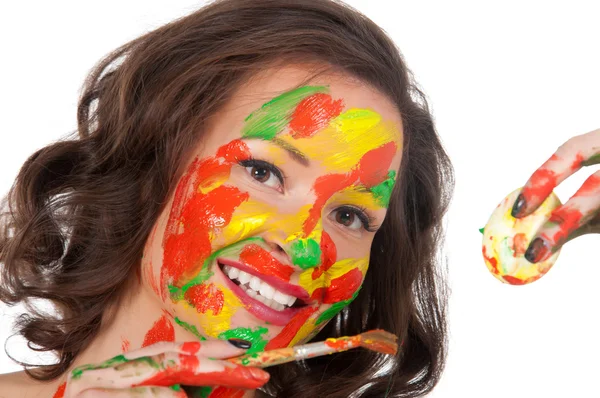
67,351,268,397
512,128,600,218
125,340,250,361
524,169,600,263
77,385,187,397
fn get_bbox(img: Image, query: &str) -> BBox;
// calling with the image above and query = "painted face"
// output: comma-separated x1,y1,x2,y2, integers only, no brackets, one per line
141,66,403,352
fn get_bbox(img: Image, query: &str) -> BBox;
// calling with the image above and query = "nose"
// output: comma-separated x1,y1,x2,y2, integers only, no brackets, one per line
262,230,323,270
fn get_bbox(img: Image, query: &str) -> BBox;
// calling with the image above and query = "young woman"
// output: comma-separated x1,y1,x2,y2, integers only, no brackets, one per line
0,0,454,396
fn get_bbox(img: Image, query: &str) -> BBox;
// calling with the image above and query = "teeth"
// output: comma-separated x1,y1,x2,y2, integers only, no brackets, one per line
238,270,251,285
222,264,300,311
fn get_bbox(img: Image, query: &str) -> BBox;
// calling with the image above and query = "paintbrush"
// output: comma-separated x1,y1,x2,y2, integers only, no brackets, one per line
228,329,398,368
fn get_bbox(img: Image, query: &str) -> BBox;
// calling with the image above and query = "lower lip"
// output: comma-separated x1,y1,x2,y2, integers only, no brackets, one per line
217,263,306,326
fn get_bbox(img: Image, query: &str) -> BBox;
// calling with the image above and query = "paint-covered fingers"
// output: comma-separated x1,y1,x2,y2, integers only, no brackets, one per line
66,342,268,397
78,385,187,397
512,128,600,218
127,340,251,361
524,170,600,263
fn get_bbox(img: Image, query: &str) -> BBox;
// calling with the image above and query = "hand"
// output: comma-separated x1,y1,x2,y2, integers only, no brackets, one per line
511,128,600,263
64,340,269,397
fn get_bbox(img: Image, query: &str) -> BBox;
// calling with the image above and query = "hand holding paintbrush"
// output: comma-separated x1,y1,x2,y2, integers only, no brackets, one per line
228,329,398,368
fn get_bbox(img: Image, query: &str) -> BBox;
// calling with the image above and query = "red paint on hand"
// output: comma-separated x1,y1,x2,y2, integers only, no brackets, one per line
184,283,225,315
121,338,131,353
521,168,557,206
289,93,344,138
209,386,246,398
142,312,175,347
546,206,583,246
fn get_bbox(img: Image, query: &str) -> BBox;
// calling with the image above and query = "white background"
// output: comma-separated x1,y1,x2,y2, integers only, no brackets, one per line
1,1,599,397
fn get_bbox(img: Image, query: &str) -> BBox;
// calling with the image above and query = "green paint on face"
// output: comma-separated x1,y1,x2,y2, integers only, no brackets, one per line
315,288,361,326
174,317,207,341
218,326,269,355
241,86,328,140
370,170,397,208
290,238,321,269
71,354,128,379
479,227,484,234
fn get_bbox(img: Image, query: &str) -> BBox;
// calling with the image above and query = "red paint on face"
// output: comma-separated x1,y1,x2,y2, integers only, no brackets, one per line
323,267,363,303
546,206,583,245
239,244,295,282
303,142,398,235
311,231,337,280
52,382,66,398
162,185,249,288
289,93,344,138
208,387,246,398
184,283,225,315
142,312,175,347
265,306,319,350
160,140,251,295
121,338,130,353
482,245,499,274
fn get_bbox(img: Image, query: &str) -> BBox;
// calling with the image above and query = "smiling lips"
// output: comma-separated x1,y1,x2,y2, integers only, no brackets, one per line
217,257,312,326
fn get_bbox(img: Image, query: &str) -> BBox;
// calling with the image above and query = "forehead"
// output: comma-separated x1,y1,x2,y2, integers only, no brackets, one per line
201,64,403,167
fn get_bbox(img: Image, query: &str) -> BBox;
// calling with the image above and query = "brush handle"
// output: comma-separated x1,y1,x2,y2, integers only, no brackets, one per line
228,336,361,368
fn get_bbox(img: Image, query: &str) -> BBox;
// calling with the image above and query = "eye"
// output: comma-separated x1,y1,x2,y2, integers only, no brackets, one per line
239,159,285,191
332,206,378,232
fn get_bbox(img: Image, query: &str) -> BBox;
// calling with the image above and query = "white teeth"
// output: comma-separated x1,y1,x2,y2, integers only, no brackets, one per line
249,276,262,292
222,264,300,311
273,290,292,306
238,270,251,285
259,283,275,300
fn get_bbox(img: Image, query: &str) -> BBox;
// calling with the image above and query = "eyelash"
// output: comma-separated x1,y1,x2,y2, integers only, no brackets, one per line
238,158,379,232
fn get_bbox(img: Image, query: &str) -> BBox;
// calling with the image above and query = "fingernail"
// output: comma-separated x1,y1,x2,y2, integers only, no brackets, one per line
511,194,527,218
524,237,550,263
228,338,252,349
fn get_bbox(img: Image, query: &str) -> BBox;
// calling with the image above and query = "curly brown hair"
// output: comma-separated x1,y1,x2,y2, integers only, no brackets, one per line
0,0,453,396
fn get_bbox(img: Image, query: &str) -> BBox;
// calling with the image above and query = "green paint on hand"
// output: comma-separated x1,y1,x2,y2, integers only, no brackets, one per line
71,354,128,379
174,317,207,341
479,227,484,234
170,384,182,392
370,170,397,208
291,238,321,269
315,288,361,326
218,326,269,355
242,86,329,140
190,386,214,398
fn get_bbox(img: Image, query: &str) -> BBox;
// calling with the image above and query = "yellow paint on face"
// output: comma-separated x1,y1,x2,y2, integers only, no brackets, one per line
327,185,382,211
192,282,244,338
198,174,229,194
279,108,400,173
288,316,319,347
299,257,369,297
220,198,279,242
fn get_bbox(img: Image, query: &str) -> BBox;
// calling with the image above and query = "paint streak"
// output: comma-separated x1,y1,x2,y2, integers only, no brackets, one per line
512,233,527,257
265,306,318,350
242,86,328,140
174,317,207,340
482,245,499,275
311,231,337,280
52,382,66,398
218,326,269,354
181,341,202,355
142,312,175,347
289,93,344,138
316,288,360,325
575,173,600,196
325,335,361,350
502,275,527,285
370,170,397,207
521,168,557,206
184,283,225,315
239,244,294,281
323,267,363,303
121,337,130,353
189,282,244,337
299,257,368,299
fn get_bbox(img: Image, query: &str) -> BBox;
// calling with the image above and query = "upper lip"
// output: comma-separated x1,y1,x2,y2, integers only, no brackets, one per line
217,257,310,302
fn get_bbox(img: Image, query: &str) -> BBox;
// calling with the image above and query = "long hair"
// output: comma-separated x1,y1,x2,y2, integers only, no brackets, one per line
0,0,454,396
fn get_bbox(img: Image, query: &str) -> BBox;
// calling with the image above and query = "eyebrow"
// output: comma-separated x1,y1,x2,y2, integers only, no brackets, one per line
270,137,310,167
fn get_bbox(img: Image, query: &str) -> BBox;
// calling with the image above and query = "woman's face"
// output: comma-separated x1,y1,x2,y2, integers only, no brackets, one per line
141,65,403,351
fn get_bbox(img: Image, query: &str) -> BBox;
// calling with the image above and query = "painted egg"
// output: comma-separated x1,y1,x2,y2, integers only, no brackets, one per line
482,188,562,285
